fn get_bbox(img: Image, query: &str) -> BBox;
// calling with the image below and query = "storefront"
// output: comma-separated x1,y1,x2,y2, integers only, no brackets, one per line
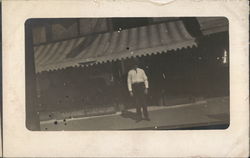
196,17,229,97
34,18,229,119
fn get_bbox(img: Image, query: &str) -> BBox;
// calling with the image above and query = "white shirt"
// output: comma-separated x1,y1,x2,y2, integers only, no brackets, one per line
127,68,149,91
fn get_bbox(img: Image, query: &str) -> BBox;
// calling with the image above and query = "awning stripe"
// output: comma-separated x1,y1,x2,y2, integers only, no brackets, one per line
127,27,136,50
34,20,197,73
150,24,160,47
40,42,60,65
47,41,66,64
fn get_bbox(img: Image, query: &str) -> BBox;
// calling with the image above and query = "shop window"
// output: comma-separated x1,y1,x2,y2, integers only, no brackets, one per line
51,19,78,41
30,18,80,44
112,18,150,31
79,18,108,36
32,26,47,44
151,17,179,23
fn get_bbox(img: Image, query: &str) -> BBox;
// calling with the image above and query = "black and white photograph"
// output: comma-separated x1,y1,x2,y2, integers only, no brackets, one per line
25,17,230,131
3,0,249,157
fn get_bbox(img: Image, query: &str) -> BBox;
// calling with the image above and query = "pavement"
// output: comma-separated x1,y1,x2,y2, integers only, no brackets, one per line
40,96,229,131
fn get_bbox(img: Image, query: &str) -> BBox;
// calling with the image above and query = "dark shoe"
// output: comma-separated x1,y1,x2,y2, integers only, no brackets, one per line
144,117,151,121
136,116,142,123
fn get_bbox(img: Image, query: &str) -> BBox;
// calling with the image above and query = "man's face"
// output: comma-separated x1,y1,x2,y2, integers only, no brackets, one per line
133,64,138,69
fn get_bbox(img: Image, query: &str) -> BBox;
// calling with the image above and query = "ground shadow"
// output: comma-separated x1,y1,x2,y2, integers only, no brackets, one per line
120,110,138,120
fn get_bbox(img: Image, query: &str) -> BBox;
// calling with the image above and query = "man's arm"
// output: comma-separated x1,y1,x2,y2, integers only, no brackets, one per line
142,70,149,95
127,71,132,92
142,70,149,89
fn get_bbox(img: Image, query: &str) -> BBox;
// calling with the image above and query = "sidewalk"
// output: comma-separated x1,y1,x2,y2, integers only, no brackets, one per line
40,96,229,131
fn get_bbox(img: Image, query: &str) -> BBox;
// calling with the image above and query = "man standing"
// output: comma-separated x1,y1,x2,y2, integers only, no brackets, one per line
127,61,150,122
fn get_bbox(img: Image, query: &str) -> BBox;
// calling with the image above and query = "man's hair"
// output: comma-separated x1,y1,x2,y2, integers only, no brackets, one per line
131,57,140,66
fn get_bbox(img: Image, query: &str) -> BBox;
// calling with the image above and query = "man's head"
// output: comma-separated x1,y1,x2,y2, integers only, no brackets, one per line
131,58,139,69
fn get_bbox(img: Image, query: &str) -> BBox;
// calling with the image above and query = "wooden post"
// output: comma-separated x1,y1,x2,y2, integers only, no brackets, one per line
25,20,40,130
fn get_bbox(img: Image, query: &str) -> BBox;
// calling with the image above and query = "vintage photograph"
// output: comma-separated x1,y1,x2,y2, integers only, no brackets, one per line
25,17,229,131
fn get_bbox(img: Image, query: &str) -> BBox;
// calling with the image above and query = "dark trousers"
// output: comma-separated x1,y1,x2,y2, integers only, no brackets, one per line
132,83,149,118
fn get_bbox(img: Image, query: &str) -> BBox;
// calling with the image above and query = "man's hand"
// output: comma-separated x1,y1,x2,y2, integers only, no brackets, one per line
144,88,148,95
129,91,134,97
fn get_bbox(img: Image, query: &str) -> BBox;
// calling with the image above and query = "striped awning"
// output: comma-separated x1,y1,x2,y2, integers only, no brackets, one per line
34,20,197,73
197,17,229,35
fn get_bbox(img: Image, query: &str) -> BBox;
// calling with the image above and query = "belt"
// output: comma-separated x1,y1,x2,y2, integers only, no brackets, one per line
132,82,144,85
